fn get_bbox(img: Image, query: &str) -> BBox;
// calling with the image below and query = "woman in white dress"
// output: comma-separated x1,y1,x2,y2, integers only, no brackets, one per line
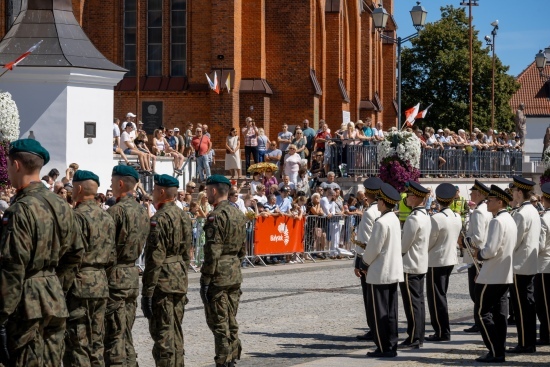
225,128,242,178
283,144,302,184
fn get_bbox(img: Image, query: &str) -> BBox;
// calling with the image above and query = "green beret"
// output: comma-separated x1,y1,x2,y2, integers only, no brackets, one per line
154,174,179,188
206,174,231,187
112,165,139,181
73,170,100,186
9,139,50,165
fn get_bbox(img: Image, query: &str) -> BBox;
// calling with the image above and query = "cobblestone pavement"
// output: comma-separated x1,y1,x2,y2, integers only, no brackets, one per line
133,260,550,366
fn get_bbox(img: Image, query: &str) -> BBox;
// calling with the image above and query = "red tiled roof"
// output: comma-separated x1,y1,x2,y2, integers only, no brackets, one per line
510,62,550,117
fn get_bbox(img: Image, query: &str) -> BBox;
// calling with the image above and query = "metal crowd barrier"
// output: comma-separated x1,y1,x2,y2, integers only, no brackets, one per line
303,214,358,260
327,144,523,177
190,217,205,272
243,220,256,267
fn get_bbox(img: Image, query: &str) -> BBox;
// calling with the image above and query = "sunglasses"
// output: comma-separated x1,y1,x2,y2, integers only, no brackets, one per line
196,130,202,133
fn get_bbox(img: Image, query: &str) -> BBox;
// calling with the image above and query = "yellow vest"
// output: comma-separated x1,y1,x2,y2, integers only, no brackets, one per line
398,193,411,222
450,197,467,221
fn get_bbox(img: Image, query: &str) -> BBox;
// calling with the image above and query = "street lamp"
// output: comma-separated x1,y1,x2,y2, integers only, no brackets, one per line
460,0,479,134
484,20,498,129
372,2,428,130
535,48,550,80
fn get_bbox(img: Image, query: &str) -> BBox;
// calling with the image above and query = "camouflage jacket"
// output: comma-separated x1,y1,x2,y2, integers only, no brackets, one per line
0,182,84,323
142,201,192,297
107,193,150,290
200,200,247,287
72,200,116,299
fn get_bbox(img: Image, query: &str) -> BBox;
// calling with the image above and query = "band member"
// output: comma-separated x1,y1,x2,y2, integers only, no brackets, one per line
426,183,461,342
508,176,540,353
399,181,431,349
361,183,403,358
461,180,492,333
473,185,516,363
354,177,382,341
536,183,550,345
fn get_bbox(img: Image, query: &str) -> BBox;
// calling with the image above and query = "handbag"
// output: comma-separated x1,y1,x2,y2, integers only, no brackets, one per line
304,147,309,157
226,148,232,154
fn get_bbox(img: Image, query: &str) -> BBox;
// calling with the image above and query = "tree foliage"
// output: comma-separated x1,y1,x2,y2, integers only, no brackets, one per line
400,6,519,133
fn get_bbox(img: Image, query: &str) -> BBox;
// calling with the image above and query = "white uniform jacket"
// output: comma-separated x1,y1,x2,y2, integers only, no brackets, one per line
538,210,550,274
402,207,431,274
513,202,541,275
428,207,461,267
362,211,404,285
355,202,380,255
463,202,492,264
477,210,517,284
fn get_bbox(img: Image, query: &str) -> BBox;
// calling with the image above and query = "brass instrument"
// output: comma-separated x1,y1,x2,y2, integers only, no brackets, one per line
351,229,366,249
460,229,481,273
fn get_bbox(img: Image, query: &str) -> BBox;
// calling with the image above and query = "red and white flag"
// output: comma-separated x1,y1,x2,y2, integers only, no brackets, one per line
3,40,43,70
416,103,433,119
404,103,420,126
213,71,220,94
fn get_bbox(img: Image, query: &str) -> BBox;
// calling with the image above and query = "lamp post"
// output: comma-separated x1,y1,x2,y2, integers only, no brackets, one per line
460,0,479,134
372,2,427,130
535,48,550,81
484,20,498,130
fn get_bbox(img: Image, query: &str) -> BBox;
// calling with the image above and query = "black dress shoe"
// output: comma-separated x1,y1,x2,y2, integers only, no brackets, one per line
356,331,373,341
425,334,451,342
507,345,536,354
463,324,480,333
398,340,421,349
536,339,550,346
366,349,397,358
475,352,505,363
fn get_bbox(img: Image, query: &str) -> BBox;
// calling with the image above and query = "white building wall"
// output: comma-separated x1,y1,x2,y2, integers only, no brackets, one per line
526,116,550,156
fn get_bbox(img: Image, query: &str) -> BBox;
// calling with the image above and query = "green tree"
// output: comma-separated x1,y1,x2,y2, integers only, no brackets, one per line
400,5,519,133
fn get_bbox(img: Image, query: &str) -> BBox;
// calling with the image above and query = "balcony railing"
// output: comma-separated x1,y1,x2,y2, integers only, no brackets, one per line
327,142,523,177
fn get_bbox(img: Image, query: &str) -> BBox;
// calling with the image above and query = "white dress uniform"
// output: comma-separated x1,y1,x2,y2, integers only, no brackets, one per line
510,201,541,350
474,207,517,361
400,205,431,346
361,183,403,357
354,201,380,337
536,208,550,343
426,206,462,340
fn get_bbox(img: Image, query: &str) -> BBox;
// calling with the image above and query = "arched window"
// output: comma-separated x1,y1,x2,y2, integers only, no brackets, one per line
171,0,186,76
123,0,137,76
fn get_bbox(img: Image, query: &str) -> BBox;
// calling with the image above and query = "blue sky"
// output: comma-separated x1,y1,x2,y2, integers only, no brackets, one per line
392,0,550,77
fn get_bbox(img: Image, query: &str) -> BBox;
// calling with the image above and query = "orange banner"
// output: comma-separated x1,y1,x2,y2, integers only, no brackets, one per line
253,216,305,255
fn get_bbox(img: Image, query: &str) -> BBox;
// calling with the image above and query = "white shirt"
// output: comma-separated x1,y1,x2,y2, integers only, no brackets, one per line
428,207,462,267
362,211,404,284
320,197,335,216
402,207,432,274
513,202,541,275
120,131,133,151
477,210,517,284
253,194,267,204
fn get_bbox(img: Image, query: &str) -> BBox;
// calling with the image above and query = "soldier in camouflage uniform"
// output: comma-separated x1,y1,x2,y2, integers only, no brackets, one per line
64,170,116,367
141,174,192,367
104,165,150,367
0,139,83,367
200,175,247,367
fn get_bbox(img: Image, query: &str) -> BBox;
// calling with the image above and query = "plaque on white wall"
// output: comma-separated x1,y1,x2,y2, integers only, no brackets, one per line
342,111,350,125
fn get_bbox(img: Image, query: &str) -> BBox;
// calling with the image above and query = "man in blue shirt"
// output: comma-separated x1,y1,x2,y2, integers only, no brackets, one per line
276,187,293,213
302,119,316,160
166,128,178,151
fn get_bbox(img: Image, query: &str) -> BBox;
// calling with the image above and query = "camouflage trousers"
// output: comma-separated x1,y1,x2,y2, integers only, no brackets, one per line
104,288,139,367
203,284,242,365
63,295,107,367
147,291,188,367
5,315,66,367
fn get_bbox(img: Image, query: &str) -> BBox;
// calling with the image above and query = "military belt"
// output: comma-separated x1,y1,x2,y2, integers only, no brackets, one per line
116,261,136,268
80,264,104,271
26,267,56,279
163,255,183,264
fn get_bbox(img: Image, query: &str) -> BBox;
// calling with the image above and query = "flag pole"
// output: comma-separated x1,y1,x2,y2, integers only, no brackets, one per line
0,69,10,79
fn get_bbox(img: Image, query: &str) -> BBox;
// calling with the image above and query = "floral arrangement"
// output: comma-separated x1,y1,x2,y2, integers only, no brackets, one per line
540,146,550,186
0,92,21,188
377,131,421,192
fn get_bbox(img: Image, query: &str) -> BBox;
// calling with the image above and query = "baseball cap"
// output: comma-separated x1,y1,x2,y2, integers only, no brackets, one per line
173,128,180,132
126,112,136,117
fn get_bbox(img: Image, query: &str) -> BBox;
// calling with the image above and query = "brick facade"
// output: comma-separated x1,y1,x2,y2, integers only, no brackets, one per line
0,0,397,147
